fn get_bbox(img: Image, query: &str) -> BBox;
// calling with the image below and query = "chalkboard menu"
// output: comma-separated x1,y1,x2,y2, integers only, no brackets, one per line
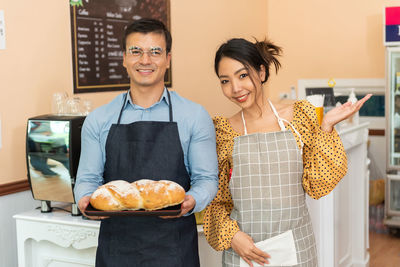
70,0,171,93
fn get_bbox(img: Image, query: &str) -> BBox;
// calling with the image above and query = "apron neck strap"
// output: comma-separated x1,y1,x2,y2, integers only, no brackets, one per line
166,89,173,122
117,89,174,124
240,111,248,135
267,100,286,131
240,100,304,152
240,99,285,134
117,90,129,124
267,100,304,152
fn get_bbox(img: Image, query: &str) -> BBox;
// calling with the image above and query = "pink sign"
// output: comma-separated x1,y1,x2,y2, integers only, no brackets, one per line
386,6,400,25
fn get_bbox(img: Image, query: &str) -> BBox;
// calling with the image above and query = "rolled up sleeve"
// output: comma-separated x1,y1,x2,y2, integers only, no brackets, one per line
74,114,105,202
185,107,218,214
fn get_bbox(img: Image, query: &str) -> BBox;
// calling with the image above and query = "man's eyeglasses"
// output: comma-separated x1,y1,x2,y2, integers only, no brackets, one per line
126,46,164,59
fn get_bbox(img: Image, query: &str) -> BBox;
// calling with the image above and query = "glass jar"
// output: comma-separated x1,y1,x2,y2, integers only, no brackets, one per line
51,92,68,115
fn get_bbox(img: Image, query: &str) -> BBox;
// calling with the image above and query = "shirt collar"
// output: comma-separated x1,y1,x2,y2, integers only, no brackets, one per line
124,87,170,110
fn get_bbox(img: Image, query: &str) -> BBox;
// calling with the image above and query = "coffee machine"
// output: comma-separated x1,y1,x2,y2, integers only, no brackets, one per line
26,114,85,215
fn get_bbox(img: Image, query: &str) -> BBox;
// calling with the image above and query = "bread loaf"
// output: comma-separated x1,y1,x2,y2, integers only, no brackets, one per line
90,179,185,211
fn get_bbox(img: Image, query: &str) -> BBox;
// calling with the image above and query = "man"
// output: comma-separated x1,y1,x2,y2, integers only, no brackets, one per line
74,18,218,267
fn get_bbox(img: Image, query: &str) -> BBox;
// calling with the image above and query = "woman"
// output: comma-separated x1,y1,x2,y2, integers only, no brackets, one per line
203,38,371,267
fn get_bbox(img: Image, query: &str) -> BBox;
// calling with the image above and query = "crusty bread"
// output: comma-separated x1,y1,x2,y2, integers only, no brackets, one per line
90,179,185,211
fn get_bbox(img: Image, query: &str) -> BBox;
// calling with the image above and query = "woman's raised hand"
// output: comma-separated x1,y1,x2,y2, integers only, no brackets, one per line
320,94,372,132
231,231,270,267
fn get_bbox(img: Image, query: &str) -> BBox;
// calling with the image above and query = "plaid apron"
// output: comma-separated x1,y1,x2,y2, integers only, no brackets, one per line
223,101,318,267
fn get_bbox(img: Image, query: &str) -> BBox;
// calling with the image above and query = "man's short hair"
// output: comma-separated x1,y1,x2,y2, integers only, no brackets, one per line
122,18,172,53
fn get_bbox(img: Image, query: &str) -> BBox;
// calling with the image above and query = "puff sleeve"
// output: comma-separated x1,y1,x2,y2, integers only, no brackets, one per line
290,100,348,199
203,116,240,251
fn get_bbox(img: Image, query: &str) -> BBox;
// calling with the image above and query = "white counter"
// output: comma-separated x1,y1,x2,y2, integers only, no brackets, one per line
307,122,370,267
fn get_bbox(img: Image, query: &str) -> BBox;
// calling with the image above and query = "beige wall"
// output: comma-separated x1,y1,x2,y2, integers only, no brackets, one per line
0,0,268,184
266,0,400,99
170,0,269,116
1,0,399,184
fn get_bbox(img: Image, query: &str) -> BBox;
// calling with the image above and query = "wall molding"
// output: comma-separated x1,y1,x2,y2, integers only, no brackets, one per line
0,180,30,196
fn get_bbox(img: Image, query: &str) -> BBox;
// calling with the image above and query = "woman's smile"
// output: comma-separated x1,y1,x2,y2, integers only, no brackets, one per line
235,93,249,103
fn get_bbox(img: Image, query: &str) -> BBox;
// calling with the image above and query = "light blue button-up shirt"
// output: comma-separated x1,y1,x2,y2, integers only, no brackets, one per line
74,88,218,214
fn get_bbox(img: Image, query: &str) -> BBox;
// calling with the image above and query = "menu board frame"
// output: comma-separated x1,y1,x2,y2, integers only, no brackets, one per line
70,0,171,94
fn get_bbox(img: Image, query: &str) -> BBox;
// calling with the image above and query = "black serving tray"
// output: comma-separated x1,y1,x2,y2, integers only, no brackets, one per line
84,203,181,216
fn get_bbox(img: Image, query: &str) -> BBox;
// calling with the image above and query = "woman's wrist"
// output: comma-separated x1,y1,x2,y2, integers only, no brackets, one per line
230,230,244,248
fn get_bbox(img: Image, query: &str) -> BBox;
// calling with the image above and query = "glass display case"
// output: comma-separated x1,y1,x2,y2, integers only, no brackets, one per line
385,47,400,226
386,47,400,169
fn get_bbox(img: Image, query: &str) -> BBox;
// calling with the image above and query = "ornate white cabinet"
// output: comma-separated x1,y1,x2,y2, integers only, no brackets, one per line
14,210,99,267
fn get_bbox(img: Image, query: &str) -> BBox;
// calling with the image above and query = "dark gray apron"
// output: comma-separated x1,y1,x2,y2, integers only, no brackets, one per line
95,90,199,267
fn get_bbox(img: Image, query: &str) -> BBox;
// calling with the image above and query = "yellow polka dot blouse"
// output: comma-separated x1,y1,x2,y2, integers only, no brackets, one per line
203,100,348,251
